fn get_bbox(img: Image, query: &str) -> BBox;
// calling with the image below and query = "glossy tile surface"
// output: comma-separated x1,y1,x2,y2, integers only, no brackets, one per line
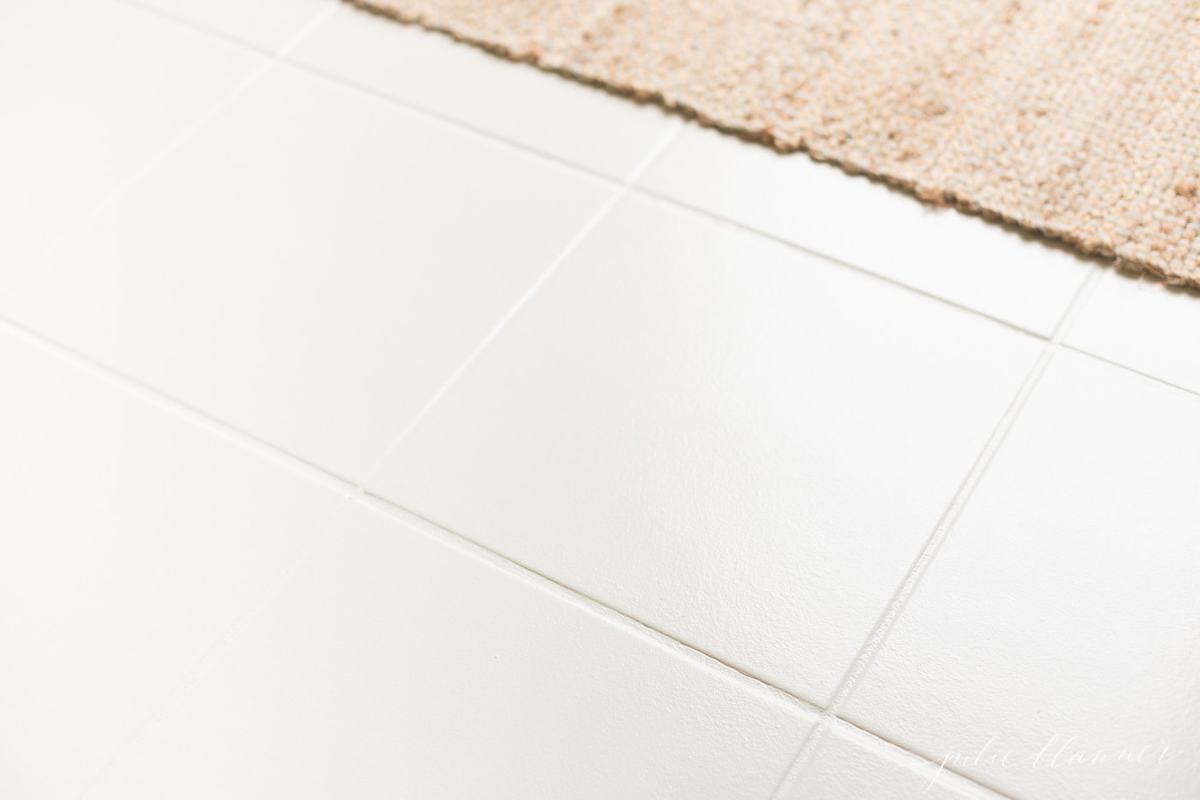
369,194,1042,705
639,126,1093,334
4,64,609,481
291,3,677,179
84,501,815,800
0,327,344,800
842,350,1200,800
0,0,262,267
1068,269,1200,396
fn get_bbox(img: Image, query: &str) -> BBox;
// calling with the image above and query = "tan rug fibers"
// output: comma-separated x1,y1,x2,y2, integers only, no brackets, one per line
350,0,1200,288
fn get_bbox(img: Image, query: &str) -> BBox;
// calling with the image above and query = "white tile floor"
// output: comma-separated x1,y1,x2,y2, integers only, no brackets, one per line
2,2,1197,799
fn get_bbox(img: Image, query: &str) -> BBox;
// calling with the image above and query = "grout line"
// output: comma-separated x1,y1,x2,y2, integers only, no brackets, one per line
276,0,342,54
111,0,278,55
353,490,818,717
0,315,357,500
355,118,684,487
1063,342,1200,403
284,50,622,185
771,711,1019,800
633,186,1052,341
110,0,333,58
627,118,689,184
768,715,832,800
767,265,1103,800
621,119,686,184
824,717,1015,800
354,189,622,481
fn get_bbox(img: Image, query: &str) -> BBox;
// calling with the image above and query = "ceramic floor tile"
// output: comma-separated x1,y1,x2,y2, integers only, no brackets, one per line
0,327,346,800
126,0,334,52
1067,269,1200,396
0,0,263,269
842,350,1200,800
368,193,1042,705
3,63,611,482
639,125,1093,335
290,3,677,180
781,721,997,800
82,499,815,800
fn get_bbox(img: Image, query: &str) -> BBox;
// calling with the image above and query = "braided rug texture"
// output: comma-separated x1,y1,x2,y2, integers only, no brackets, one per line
352,0,1200,286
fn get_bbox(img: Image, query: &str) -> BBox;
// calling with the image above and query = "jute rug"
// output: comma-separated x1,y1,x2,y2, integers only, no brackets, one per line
350,0,1200,287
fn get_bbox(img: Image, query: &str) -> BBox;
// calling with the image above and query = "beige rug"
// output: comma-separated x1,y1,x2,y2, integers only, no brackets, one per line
352,0,1200,288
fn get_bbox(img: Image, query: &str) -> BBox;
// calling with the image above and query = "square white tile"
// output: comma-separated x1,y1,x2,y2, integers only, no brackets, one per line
1068,268,1200,396
639,125,1094,335
290,3,677,180
126,0,334,52
3,63,611,482
842,350,1200,800
368,193,1042,705
782,721,996,800
83,499,816,800
0,0,263,269
0,327,345,800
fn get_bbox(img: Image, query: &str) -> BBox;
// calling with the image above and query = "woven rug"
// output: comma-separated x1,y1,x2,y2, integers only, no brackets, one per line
351,0,1200,287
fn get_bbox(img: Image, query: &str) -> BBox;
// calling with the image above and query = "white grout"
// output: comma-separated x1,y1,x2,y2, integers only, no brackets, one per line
0,315,356,500
111,0,339,57
1061,341,1200,401
634,184,1051,340
354,490,816,717
275,0,342,54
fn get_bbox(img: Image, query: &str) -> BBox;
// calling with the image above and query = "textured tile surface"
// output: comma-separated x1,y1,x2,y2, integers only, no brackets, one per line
4,64,609,482
0,328,344,800
369,194,1042,705
1068,269,1200,396
640,126,1093,334
83,501,815,800
842,350,1200,800
0,0,262,268
292,4,677,179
